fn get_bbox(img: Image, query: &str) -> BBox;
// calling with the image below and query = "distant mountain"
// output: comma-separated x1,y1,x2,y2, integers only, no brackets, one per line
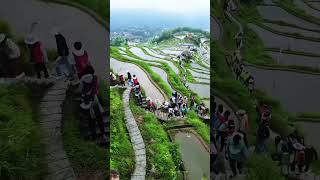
111,9,209,31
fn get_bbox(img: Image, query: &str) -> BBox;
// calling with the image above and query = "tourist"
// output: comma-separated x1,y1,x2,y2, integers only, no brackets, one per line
53,29,73,77
217,119,228,152
236,109,249,147
25,33,49,79
79,65,105,140
110,72,117,86
190,95,196,108
118,73,125,86
212,152,227,179
127,70,132,86
73,41,90,78
133,75,139,86
0,33,24,78
255,120,270,154
168,107,174,118
174,105,180,117
110,170,120,180
304,145,318,172
181,104,187,117
226,134,247,178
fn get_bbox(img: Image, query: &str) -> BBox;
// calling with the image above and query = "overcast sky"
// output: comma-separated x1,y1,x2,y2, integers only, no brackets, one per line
111,0,210,14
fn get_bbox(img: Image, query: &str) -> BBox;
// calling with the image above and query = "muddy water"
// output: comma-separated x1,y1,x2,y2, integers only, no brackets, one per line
190,62,209,72
294,0,320,18
143,47,167,59
249,24,320,55
122,54,162,66
111,58,165,102
257,5,320,30
296,121,320,150
174,132,210,180
263,22,320,38
247,65,320,113
188,83,210,98
266,51,320,68
189,69,210,79
130,47,180,74
150,66,174,92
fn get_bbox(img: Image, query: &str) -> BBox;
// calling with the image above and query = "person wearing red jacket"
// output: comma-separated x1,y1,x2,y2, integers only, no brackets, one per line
73,41,90,79
25,34,49,79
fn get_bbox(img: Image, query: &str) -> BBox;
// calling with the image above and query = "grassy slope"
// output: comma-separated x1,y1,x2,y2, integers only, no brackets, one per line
110,88,135,178
129,96,182,179
0,84,47,179
62,92,108,177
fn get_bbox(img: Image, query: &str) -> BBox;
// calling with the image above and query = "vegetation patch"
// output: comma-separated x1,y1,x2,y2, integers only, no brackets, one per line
110,88,135,178
62,91,108,178
129,95,182,179
0,83,48,179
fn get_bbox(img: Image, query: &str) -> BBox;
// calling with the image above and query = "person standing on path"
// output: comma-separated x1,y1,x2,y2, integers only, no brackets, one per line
53,28,74,77
25,33,49,79
255,120,270,154
0,33,24,78
127,70,132,86
226,134,247,179
73,41,90,79
236,109,249,147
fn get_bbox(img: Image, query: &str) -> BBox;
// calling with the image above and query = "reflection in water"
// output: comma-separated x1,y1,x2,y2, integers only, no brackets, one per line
174,132,210,180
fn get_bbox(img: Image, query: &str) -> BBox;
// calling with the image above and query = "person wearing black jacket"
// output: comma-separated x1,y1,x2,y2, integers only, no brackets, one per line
53,30,74,77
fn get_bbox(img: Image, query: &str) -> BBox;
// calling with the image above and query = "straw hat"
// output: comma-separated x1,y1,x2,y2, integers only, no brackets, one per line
80,101,93,110
236,109,246,115
293,143,305,151
24,34,38,45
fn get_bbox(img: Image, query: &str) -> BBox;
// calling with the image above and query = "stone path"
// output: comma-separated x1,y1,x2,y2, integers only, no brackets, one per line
123,88,146,180
40,79,76,180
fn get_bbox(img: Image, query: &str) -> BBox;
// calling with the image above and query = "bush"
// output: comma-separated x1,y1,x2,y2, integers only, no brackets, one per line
129,97,181,179
0,84,47,179
247,154,284,180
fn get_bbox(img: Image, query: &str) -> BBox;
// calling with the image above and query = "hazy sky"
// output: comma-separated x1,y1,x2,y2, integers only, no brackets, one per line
111,0,210,14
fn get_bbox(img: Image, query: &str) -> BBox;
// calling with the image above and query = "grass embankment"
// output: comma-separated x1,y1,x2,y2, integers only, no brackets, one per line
186,111,210,144
62,80,108,178
0,83,48,179
110,89,135,178
113,47,203,103
275,0,320,26
129,95,182,179
236,2,320,73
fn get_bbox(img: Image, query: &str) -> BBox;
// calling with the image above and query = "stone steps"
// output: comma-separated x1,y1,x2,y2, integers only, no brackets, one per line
39,79,76,180
123,88,146,180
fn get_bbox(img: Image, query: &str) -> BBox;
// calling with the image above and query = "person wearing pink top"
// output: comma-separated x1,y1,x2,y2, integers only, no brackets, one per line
73,41,90,78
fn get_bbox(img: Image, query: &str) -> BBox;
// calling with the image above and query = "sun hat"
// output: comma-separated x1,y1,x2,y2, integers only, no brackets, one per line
0,33,6,43
24,34,38,45
293,142,305,151
236,109,246,115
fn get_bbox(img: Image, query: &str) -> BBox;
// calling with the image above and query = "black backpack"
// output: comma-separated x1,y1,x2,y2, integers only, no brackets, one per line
258,124,270,139
82,75,97,104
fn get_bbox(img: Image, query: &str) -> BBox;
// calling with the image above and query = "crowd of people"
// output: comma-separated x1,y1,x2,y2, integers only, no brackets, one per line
211,98,250,179
110,71,210,120
0,22,106,141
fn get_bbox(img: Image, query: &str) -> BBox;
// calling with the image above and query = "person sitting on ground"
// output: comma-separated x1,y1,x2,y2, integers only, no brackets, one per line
0,33,24,78
73,41,90,79
226,134,248,179
190,95,196,108
25,33,49,79
53,29,74,78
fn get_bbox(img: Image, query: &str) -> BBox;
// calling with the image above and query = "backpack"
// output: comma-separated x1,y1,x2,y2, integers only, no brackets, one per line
258,124,270,139
82,75,97,104
297,150,306,165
